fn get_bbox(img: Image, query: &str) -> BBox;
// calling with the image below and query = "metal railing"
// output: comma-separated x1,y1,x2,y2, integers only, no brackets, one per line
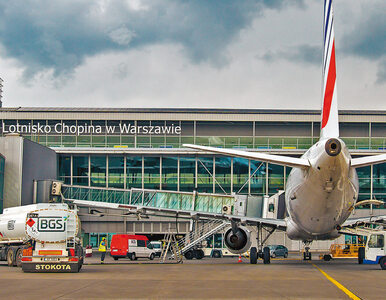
19,134,386,150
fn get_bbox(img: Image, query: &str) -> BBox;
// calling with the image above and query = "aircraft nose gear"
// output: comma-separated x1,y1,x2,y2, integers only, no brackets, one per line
303,246,312,260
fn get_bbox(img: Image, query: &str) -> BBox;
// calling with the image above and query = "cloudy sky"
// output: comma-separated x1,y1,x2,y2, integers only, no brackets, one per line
0,0,385,110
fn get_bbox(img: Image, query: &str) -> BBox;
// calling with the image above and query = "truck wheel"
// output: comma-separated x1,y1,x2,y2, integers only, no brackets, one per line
380,257,386,270
358,247,365,264
149,253,155,260
250,247,257,264
323,254,331,261
195,249,204,259
16,248,23,267
263,247,270,264
213,250,221,258
7,247,15,267
130,253,136,261
184,250,194,260
114,257,118,261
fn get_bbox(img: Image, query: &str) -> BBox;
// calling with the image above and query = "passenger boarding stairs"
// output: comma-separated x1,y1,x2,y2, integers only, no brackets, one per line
161,219,230,262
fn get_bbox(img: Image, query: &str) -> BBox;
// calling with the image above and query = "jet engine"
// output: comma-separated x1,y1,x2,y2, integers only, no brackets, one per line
224,225,251,254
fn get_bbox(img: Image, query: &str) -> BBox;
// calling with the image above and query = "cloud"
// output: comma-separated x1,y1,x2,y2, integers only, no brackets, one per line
258,44,322,66
376,59,386,84
0,0,305,81
340,2,386,83
109,27,136,46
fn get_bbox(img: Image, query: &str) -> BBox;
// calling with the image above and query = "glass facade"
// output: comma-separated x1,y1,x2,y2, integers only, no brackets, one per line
0,111,383,209
58,154,386,206
1,119,384,150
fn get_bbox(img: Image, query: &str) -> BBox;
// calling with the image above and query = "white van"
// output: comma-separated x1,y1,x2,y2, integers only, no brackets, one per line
110,234,157,261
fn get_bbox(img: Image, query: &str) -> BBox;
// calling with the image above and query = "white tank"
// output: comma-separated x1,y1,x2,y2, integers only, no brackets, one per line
0,203,79,243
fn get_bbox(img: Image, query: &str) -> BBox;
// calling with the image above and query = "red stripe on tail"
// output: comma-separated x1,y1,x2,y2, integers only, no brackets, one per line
322,41,336,128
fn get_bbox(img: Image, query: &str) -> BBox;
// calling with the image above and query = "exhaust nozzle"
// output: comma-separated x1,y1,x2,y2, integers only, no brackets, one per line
325,138,341,156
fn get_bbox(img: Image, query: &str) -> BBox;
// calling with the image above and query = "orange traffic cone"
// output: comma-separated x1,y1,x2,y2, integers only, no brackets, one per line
238,255,242,263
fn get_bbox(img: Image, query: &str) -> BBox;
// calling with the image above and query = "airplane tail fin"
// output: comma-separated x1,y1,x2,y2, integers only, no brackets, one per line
320,0,339,139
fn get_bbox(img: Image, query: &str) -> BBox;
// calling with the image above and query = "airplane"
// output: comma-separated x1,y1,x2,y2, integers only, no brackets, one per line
65,0,385,264
182,0,386,261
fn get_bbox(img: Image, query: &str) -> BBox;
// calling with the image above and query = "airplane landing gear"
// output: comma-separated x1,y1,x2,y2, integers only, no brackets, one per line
250,247,257,264
251,224,275,264
303,246,312,261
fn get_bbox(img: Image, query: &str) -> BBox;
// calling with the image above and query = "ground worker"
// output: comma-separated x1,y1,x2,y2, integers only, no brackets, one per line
99,237,107,264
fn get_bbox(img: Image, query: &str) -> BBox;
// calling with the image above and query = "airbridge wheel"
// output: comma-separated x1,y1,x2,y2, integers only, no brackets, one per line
250,247,257,264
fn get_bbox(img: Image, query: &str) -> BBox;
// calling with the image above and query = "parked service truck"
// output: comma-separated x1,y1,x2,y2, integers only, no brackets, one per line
0,203,84,272
359,232,386,270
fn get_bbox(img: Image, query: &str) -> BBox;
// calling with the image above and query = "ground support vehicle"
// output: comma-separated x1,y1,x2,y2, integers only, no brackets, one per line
110,234,157,261
319,244,363,261
268,245,288,258
0,203,83,272
360,232,386,270
149,241,162,257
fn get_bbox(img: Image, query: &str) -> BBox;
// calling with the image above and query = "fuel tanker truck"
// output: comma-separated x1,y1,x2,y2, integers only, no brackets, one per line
0,203,84,272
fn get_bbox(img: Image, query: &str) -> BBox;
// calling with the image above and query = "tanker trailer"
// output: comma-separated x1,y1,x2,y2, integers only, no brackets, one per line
0,203,84,272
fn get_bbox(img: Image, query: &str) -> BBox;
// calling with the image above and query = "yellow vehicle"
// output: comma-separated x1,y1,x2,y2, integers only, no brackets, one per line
320,243,364,261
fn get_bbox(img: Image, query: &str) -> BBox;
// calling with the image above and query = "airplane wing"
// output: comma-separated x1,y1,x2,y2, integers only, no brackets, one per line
183,144,310,168
69,199,287,230
342,215,386,227
350,153,386,168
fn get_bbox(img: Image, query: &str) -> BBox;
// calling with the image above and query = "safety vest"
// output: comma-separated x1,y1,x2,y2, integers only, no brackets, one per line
98,240,106,252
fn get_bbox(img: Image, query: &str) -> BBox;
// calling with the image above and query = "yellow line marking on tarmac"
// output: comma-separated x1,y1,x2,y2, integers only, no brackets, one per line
312,264,361,300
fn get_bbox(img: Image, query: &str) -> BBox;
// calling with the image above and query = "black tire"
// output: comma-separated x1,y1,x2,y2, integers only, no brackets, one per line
184,250,194,260
379,257,386,270
149,253,155,260
303,251,311,261
130,253,136,261
358,247,365,264
195,249,204,259
323,254,331,261
114,257,118,261
212,250,221,258
271,252,276,258
263,247,270,264
16,247,23,267
250,247,257,264
7,247,16,267
284,252,288,258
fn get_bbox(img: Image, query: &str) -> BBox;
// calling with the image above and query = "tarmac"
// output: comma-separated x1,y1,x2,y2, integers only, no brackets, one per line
0,252,384,299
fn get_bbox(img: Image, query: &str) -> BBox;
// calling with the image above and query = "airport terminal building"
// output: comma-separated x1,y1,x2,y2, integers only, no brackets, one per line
0,108,385,249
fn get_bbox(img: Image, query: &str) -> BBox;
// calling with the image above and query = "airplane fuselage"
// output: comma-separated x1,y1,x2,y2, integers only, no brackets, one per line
285,138,359,241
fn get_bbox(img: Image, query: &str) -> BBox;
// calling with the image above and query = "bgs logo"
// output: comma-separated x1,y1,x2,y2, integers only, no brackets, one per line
38,217,66,232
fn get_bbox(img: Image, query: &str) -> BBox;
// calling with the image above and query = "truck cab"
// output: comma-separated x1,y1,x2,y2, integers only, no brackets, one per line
364,232,386,270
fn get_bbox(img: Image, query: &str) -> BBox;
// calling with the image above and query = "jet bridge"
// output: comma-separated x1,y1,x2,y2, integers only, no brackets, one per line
61,184,285,220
